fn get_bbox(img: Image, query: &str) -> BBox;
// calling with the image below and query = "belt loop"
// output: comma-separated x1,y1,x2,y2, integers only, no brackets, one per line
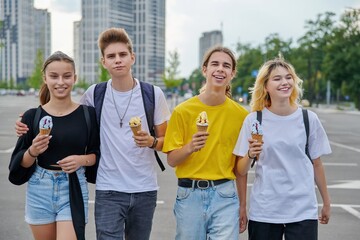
39,166,46,179
191,180,195,190
210,180,215,189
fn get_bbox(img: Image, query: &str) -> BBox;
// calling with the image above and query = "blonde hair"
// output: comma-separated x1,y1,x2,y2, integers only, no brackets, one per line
199,46,236,98
249,57,303,112
39,51,75,105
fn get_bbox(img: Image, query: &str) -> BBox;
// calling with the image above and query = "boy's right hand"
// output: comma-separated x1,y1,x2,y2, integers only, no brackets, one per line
15,114,29,137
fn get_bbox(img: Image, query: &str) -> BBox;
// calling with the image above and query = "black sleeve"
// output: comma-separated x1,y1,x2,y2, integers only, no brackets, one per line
85,106,100,158
8,108,38,185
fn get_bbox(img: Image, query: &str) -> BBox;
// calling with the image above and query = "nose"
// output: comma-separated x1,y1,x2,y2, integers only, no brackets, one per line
115,54,121,63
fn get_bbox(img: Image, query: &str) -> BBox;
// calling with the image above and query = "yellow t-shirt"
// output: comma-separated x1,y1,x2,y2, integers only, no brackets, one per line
163,96,248,180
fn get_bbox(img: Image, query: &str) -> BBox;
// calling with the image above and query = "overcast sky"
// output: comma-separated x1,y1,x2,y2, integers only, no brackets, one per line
34,0,360,78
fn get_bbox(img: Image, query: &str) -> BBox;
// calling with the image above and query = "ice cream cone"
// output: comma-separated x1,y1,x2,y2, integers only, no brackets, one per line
251,134,263,159
39,128,51,135
196,124,208,132
130,124,142,136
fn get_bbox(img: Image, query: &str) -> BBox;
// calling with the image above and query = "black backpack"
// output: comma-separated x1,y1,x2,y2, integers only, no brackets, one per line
251,109,311,168
94,81,165,171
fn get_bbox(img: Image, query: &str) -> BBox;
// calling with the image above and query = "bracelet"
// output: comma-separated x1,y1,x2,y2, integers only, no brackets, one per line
247,149,255,160
150,136,158,149
27,148,38,158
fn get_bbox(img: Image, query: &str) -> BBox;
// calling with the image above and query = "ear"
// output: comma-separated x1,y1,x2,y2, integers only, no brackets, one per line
201,66,207,78
43,75,47,84
131,53,136,65
74,74,77,84
101,57,106,69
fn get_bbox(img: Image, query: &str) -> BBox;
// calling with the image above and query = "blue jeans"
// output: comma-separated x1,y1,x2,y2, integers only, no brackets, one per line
174,180,239,240
25,165,88,225
95,190,157,240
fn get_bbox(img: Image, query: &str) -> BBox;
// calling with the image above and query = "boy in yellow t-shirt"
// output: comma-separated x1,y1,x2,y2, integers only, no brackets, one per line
163,46,248,240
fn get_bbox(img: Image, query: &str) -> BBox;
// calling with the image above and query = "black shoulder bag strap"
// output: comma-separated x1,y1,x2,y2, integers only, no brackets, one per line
94,82,108,126
33,106,42,137
302,109,313,164
140,81,166,171
251,111,262,168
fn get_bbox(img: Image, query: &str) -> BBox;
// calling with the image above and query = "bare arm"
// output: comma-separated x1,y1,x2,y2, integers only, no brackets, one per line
133,121,167,150
235,167,248,233
236,138,262,175
167,131,209,167
313,157,331,224
15,113,29,137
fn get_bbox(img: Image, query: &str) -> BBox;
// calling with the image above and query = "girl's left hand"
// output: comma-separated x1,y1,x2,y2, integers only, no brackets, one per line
57,155,82,173
319,204,331,224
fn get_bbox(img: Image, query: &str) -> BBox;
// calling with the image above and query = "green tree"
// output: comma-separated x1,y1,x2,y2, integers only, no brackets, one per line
323,8,360,109
188,68,203,95
233,43,263,98
98,62,110,82
27,50,44,89
162,50,182,90
296,12,336,106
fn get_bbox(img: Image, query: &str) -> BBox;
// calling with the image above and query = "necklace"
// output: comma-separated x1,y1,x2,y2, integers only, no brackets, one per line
110,78,135,128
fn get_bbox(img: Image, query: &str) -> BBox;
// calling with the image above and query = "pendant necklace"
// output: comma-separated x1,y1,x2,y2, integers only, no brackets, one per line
110,78,135,128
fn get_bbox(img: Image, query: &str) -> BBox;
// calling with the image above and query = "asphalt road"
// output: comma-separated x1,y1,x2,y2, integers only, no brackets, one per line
0,95,359,239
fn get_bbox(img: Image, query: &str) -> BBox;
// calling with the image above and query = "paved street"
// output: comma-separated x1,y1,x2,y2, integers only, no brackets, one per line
1,95,359,239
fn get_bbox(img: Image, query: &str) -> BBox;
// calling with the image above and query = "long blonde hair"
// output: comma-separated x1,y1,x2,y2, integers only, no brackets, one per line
249,57,303,112
199,46,236,98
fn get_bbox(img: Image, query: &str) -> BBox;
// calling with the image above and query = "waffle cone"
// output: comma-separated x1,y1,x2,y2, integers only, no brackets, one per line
196,124,208,132
130,124,142,136
251,134,263,159
39,128,51,135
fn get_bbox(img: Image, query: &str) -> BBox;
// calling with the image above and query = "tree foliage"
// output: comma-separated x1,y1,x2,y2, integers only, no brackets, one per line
162,50,182,89
27,50,44,89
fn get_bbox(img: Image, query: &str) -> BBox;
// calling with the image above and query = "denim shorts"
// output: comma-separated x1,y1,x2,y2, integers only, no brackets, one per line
25,165,89,225
174,180,239,240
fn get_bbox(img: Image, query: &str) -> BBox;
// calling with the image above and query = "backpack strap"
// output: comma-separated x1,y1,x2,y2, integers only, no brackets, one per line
94,82,108,126
251,111,262,168
33,106,42,137
302,109,312,164
140,81,166,171
82,105,91,146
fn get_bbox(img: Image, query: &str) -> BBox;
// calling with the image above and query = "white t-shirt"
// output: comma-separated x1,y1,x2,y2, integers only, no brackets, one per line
80,78,171,193
233,107,331,223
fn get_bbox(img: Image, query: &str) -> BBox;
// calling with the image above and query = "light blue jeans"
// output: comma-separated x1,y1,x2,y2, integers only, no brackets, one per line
174,180,239,240
25,165,88,225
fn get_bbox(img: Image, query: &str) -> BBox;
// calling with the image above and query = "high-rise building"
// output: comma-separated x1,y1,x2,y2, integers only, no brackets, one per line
199,30,223,67
0,0,51,85
75,0,165,87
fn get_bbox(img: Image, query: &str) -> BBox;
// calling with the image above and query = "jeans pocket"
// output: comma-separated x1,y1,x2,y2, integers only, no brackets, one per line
28,172,41,185
176,187,191,200
216,181,236,198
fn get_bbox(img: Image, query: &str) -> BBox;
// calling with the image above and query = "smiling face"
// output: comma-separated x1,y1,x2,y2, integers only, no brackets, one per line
202,51,235,91
265,66,294,102
44,60,76,100
101,42,135,79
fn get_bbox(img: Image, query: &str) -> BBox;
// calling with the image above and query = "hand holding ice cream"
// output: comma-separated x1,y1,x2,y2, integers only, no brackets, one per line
129,116,142,136
39,116,53,135
251,119,263,159
196,111,209,132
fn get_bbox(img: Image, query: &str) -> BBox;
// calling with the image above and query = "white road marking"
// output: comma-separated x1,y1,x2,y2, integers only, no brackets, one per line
323,162,357,166
329,141,360,153
328,180,360,189
0,147,14,153
89,200,165,204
